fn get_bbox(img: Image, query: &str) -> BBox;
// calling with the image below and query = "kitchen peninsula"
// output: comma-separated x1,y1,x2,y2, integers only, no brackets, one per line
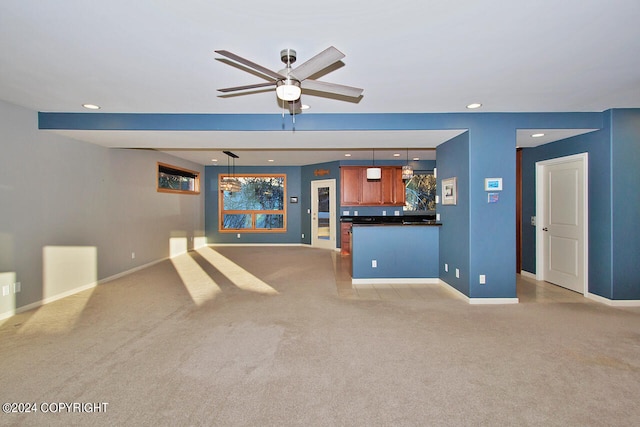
341,216,441,284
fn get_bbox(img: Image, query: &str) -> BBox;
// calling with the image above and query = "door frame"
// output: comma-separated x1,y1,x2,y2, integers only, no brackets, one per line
535,152,589,295
310,179,336,250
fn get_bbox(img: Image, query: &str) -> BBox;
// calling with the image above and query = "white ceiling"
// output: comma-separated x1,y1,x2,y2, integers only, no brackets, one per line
1,1,638,165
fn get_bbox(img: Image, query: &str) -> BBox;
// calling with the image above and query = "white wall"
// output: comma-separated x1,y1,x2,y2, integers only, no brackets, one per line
0,100,204,318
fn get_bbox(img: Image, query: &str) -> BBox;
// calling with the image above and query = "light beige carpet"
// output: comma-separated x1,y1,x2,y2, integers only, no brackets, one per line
1,246,639,426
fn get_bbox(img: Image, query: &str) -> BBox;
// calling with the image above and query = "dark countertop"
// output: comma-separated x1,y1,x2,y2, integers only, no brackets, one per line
352,222,441,227
341,215,441,226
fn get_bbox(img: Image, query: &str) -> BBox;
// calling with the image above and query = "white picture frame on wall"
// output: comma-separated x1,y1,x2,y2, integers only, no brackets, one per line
442,177,457,205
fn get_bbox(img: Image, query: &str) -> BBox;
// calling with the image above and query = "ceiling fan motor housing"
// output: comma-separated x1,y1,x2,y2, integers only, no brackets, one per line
280,49,296,65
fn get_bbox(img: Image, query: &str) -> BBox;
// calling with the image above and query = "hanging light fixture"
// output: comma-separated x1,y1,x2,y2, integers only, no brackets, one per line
275,78,301,101
402,148,414,180
275,49,302,102
220,151,242,192
366,148,381,180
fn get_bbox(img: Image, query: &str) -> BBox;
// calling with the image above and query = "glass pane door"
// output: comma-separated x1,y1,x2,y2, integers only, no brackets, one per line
311,179,336,249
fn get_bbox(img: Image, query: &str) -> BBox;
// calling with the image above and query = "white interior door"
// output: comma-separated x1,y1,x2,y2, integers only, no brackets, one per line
536,153,588,294
311,179,336,250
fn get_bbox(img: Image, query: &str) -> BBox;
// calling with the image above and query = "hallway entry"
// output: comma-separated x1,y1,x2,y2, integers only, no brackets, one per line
536,153,588,294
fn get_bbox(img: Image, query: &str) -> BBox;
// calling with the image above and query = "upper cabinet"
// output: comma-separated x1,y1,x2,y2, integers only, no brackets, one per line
340,166,406,206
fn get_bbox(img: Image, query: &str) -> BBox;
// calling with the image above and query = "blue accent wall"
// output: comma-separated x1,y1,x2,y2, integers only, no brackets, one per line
437,132,470,295
352,226,439,279
205,166,302,244
468,120,517,298
611,109,640,299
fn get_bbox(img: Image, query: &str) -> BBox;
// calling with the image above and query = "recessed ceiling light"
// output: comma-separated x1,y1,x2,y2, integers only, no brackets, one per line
211,158,218,162
531,133,545,138
268,159,274,162
466,103,482,109
82,103,100,110
412,157,420,161
393,153,401,157
344,154,352,157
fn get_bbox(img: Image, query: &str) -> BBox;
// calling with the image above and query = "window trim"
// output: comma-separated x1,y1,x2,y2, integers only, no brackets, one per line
157,162,201,195
218,173,287,233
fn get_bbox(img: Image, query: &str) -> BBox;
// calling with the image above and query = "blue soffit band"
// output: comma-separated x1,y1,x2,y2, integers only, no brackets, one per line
37,112,604,132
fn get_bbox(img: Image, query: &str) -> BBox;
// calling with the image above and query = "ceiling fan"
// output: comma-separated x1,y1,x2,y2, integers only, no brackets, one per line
215,46,364,113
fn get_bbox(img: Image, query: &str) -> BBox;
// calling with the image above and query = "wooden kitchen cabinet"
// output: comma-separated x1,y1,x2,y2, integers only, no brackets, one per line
340,222,352,255
340,166,405,206
340,167,361,205
361,174,382,204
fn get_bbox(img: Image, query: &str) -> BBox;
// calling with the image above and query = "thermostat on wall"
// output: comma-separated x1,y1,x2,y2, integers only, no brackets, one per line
484,178,503,191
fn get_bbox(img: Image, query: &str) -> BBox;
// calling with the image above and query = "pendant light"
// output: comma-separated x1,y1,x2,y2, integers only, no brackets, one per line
220,151,241,192
402,148,414,180
366,148,381,180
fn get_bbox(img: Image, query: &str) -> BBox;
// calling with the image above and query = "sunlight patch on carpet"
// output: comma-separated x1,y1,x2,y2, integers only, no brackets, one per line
196,247,278,295
171,253,222,306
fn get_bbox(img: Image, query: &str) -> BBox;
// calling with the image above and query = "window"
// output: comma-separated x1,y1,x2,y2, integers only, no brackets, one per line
404,171,436,212
219,174,287,233
157,163,200,194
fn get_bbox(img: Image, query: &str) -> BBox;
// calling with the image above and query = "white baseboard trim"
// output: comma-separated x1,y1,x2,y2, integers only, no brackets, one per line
439,279,470,302
352,278,439,287
0,281,99,321
0,257,169,321
469,297,520,305
99,257,168,284
440,279,519,304
587,292,640,307
208,243,307,247
520,270,536,279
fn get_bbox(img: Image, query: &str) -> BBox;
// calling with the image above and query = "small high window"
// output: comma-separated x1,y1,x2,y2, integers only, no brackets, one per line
157,163,200,194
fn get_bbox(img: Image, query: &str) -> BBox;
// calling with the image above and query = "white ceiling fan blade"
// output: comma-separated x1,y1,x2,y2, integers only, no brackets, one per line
290,46,345,81
301,79,364,98
215,50,286,80
218,82,274,93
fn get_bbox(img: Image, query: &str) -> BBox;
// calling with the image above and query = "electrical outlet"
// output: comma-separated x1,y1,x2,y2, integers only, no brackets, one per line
2,285,9,297
301,233,305,239
456,268,460,279
237,233,241,239
354,210,358,216
444,263,448,272
436,213,441,221
371,260,377,268
382,210,386,216
14,282,21,293
131,252,135,259
479,275,486,284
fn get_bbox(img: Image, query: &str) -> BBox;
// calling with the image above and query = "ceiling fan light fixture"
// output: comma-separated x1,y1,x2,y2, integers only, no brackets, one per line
276,79,301,101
